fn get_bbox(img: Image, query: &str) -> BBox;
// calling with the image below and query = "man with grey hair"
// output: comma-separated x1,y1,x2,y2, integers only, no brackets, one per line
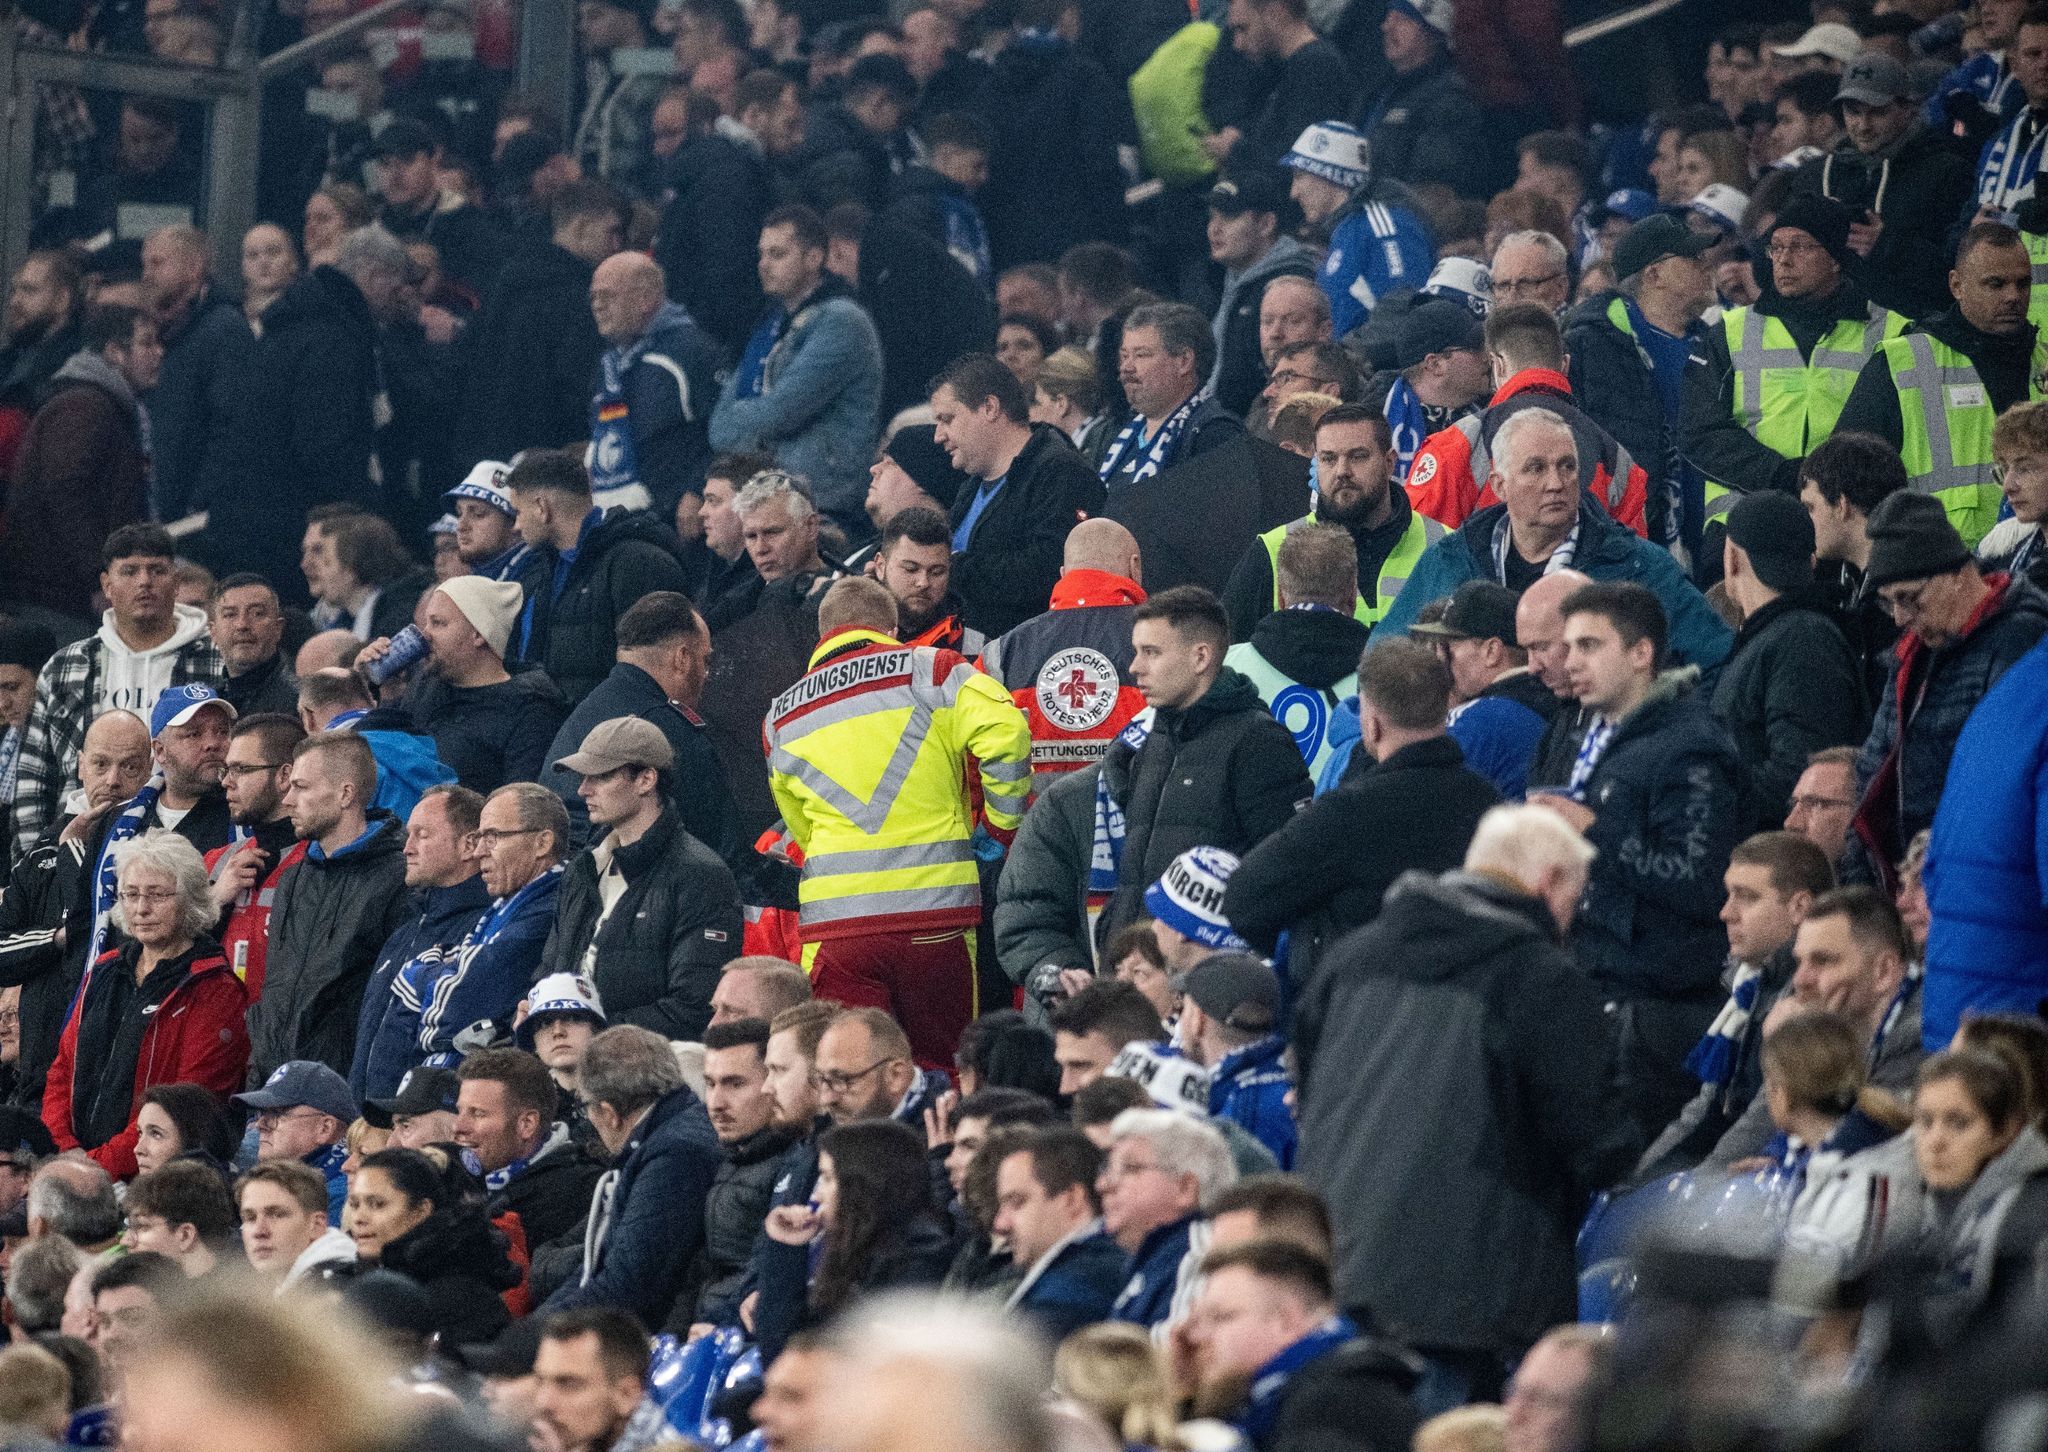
1294,801,1635,1404
141,222,249,522
24,1157,122,1250
1376,407,1732,671
1489,230,1572,316
1099,301,1246,492
1100,1106,1237,1331
733,471,827,590
4,1230,83,1334
541,1024,722,1325
826,1293,1055,1452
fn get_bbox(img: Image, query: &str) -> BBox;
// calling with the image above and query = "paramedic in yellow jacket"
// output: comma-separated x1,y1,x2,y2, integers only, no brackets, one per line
763,576,1033,1068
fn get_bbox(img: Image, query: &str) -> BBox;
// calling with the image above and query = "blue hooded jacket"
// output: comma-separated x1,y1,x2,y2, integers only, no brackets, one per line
414,865,567,1068
351,876,494,1101
1210,1035,1296,1168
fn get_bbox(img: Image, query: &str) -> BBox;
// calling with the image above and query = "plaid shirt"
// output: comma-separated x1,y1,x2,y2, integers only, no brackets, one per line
11,634,224,859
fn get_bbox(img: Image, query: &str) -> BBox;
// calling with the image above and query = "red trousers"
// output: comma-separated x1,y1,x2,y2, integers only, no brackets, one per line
804,927,976,1071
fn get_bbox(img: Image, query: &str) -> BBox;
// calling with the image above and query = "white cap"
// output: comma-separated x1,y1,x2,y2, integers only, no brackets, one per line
1424,257,1493,316
444,459,515,517
1688,183,1749,234
1770,22,1860,63
435,575,525,659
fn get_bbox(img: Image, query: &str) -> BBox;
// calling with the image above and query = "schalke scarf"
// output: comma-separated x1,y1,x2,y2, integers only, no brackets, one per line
733,303,791,400
1563,716,1613,803
465,1118,572,1194
1240,1316,1360,1445
1490,513,1579,582
0,724,19,808
1089,717,1153,900
1683,960,1764,1088
1097,393,1202,487
82,777,165,979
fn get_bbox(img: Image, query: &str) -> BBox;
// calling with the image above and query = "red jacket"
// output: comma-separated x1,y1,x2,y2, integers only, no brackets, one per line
42,942,251,1180
203,837,311,1002
978,569,1148,792
1405,369,1648,537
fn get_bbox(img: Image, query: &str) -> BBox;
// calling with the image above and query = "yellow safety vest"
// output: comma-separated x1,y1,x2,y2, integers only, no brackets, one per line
1258,508,1445,626
1882,331,2044,548
2027,228,2048,331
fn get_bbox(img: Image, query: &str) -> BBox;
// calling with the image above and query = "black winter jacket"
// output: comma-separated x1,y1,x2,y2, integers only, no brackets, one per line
657,132,772,355
1357,53,1493,198
1788,130,1976,321
216,268,380,605
1295,870,1638,1352
690,1124,798,1325
407,670,570,795
1564,291,1668,533
1099,668,1314,943
754,1211,957,1361
518,508,692,705
375,1203,522,1347
1212,240,1316,418
948,427,1107,638
492,1132,605,1252
248,812,412,1082
149,288,252,519
0,830,90,1110
1572,671,1748,1001
1226,735,1498,973
1253,1337,1423,1452
539,805,742,1040
1710,591,1864,824
457,241,605,463
973,34,1130,268
858,214,998,424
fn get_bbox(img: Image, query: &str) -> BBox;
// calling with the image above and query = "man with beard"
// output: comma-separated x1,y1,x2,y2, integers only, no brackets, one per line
139,224,251,522
689,1015,796,1329
209,575,298,717
443,461,534,583
203,713,309,1001
0,251,84,503
1222,404,1446,640
873,509,981,654
531,1309,663,1452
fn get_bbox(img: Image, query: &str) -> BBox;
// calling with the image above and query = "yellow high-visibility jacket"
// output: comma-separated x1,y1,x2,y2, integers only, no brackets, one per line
763,627,1032,940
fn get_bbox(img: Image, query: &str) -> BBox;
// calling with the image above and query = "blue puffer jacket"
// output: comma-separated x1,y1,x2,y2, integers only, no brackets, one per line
709,286,884,530
1924,635,2048,1046
1376,497,1732,672
351,876,494,1102
1210,1035,1296,1168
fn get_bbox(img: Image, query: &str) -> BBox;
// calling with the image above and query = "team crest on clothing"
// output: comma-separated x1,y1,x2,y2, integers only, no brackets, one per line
1037,648,1119,731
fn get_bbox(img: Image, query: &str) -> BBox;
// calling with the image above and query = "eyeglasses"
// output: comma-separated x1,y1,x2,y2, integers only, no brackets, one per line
1269,369,1338,392
1789,793,1855,814
1766,238,1823,261
1493,273,1565,298
253,1107,328,1129
810,1059,895,1094
116,888,176,906
223,761,288,777
470,827,544,847
1101,1156,1170,1183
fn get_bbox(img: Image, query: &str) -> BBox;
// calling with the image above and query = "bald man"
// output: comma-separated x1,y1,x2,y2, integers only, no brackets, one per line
1515,568,1594,792
1,709,151,1123
141,223,250,521
981,518,1149,792
588,250,721,517
294,629,362,678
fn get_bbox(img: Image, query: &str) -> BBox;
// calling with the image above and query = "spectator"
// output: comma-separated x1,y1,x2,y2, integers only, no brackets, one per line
542,717,743,1040
439,462,535,584
121,1159,235,1277
233,1060,358,1223
541,591,732,857
454,1046,602,1252
811,1007,948,1130
1050,980,1166,1098
40,829,249,1179
1502,1326,1613,1452
851,425,969,577
891,109,995,283
87,1251,182,1388
1836,224,2034,550
371,118,510,298
542,1025,721,1323
1101,1107,1236,1330
203,710,310,1000
0,619,55,870
374,1066,459,1148
1983,401,2048,590
519,971,610,1108
1224,404,1445,640
304,512,432,643
764,578,1029,1067
1172,953,1295,1167
1099,302,1245,493
78,686,238,908
11,524,224,868
346,1145,518,1345
252,733,411,1081
695,452,773,629
710,205,886,540
1414,581,1559,799
531,1307,661,1452
1490,231,1572,317
1377,300,1490,481
234,1159,357,1286
1098,587,1312,942
708,958,811,1027
1222,522,1368,779
1283,122,1436,340
1295,805,1633,1408
350,784,490,1101
586,251,721,518
1377,410,1733,673
1848,492,2048,889
1800,433,1906,709
1229,638,1498,967
0,250,84,505
210,574,299,717
1972,17,2048,220
868,509,976,652
1204,173,1315,418
1787,746,1861,868
688,1015,795,1325
991,1126,1125,1340
4,1235,81,1337
140,224,250,523
21,1157,121,1250
0,306,161,628
459,180,619,466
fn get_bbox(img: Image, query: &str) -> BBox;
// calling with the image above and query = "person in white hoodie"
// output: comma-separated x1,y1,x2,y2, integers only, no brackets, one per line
234,1159,357,1290
11,523,223,859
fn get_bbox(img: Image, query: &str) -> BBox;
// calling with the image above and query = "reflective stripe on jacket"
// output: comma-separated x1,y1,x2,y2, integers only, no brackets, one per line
1883,331,2040,546
1257,510,1443,626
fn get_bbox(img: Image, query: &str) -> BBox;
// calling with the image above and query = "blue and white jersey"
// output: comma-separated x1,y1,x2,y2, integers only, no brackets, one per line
1928,50,2021,127
1319,199,1435,338
1974,107,2048,212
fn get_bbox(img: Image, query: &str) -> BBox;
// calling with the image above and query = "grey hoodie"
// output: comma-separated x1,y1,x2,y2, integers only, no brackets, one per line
52,348,147,446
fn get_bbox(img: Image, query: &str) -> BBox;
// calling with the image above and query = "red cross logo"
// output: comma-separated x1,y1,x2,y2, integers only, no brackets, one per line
1057,669,1099,710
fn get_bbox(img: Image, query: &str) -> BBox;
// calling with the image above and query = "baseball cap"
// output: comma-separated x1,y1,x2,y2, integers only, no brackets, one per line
1773,22,1861,63
1588,188,1658,227
369,1065,460,1120
1180,952,1281,1035
1207,170,1292,219
554,716,675,776
1409,580,1520,646
444,459,515,517
1834,52,1912,106
1396,298,1484,369
516,972,609,1050
1687,183,1749,236
1612,213,1714,283
370,116,439,160
234,1060,359,1123
149,683,236,739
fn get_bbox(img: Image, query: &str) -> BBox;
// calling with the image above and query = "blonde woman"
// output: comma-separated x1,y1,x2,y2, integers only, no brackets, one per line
1054,1322,1185,1451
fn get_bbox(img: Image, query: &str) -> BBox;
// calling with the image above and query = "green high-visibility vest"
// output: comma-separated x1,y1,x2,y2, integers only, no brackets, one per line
1702,302,1906,523
1882,331,2043,548
2027,228,2048,330
1259,508,1445,626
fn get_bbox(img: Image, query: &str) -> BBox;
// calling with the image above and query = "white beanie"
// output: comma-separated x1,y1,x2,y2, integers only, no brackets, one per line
436,576,525,659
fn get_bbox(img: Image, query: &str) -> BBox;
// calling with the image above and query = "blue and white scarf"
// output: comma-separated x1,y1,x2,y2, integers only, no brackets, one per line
0,724,20,808
1097,394,1202,487
464,1118,571,1194
1683,960,1764,1088
733,303,791,400
1490,513,1579,582
82,777,164,978
1240,1316,1360,1446
1089,717,1153,898
1384,375,1429,479
1564,716,1613,803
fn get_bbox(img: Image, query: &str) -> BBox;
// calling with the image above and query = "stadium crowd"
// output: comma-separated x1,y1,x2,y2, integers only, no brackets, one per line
6,0,2048,1450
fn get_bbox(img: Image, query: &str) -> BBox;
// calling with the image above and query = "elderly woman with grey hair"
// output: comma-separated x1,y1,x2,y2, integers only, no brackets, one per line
39,830,249,1181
